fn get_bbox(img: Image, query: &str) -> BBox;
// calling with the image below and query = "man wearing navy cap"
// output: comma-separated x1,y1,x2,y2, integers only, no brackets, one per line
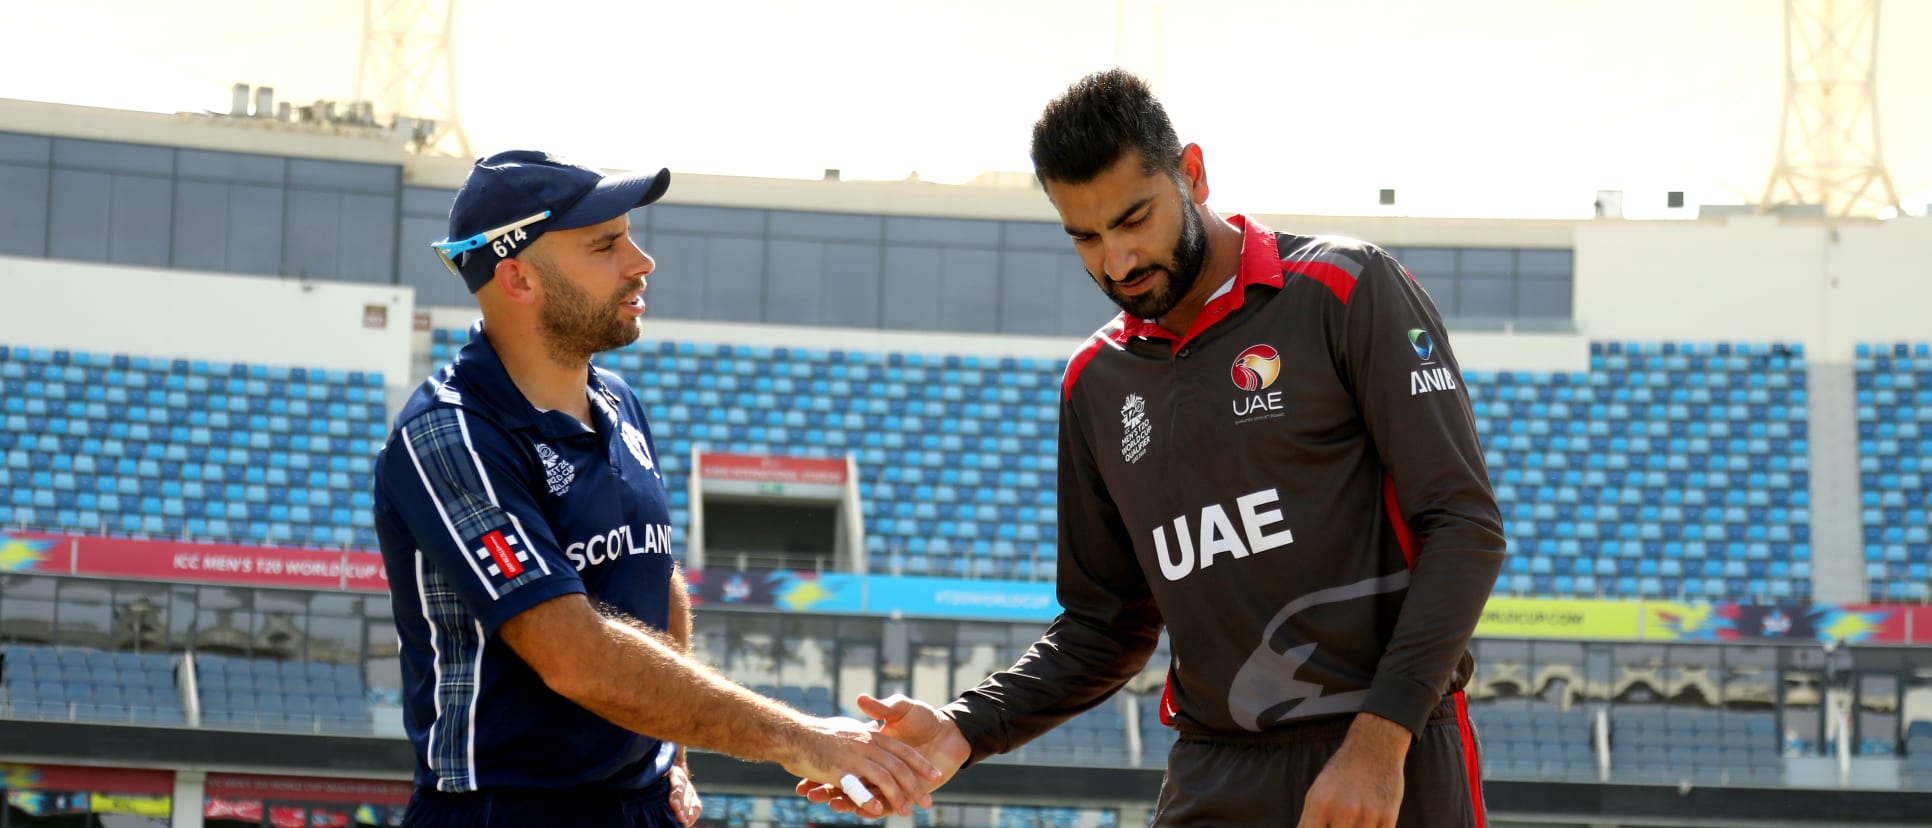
372,151,939,827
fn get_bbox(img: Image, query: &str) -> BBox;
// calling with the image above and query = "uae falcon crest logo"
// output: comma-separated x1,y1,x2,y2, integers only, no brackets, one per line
1231,345,1282,392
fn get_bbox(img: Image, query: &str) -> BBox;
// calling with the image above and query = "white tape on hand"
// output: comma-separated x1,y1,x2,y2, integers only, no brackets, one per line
838,773,874,807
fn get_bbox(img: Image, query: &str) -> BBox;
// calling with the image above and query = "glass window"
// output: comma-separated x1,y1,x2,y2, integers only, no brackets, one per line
1782,647,1828,754
1612,644,1668,705
1458,275,1515,320
365,615,402,706
649,204,764,235
1517,249,1574,278
195,586,252,655
1419,274,1459,318
166,585,198,653
775,617,837,691
905,619,957,706
309,593,360,617
253,589,308,660
1721,646,1779,711
1581,642,1615,703
1516,275,1573,319
836,638,879,717
1667,644,1720,708
111,582,170,651
882,216,1000,247
1457,248,1514,279
1396,247,1457,280
950,623,1013,698
307,613,363,665
768,210,881,243
1529,641,1585,707
726,614,781,687
52,580,112,649
1471,639,1531,705
0,574,59,644
1903,651,1932,737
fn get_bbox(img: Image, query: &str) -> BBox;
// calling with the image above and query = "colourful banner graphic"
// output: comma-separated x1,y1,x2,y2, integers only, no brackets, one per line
1475,597,1645,640
685,569,866,613
205,773,413,805
1644,601,1920,645
698,453,848,485
864,575,1062,621
6,532,1932,644
89,792,171,817
0,532,386,592
0,763,172,794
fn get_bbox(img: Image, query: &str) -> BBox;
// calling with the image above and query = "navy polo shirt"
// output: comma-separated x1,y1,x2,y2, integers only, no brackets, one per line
371,322,678,793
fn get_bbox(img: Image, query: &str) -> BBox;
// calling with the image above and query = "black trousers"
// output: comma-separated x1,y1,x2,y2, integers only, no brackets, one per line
1154,693,1488,827
402,775,676,828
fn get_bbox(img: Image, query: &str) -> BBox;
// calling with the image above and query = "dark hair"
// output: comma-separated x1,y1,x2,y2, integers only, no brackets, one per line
1030,69,1182,186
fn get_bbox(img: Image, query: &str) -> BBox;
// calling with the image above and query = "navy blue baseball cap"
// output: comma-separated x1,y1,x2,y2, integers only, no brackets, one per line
437,150,671,293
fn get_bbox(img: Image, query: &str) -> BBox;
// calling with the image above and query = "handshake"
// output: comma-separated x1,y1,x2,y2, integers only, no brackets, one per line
784,693,972,820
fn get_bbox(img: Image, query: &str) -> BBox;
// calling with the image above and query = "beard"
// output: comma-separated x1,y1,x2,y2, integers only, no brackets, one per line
532,255,642,365
1096,200,1209,321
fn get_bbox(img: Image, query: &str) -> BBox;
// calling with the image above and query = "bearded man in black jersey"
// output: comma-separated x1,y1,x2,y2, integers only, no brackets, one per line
804,69,1505,828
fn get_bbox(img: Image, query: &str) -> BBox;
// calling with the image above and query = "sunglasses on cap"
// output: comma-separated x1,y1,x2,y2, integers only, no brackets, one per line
430,210,552,279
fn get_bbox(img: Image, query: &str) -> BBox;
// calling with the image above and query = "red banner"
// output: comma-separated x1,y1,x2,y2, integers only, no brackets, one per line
699,453,847,485
206,773,412,805
0,532,386,592
0,763,172,794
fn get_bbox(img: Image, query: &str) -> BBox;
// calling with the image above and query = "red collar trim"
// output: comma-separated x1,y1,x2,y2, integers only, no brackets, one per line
1119,214,1281,351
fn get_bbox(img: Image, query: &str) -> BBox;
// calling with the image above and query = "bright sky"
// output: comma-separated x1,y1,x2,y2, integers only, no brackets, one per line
6,0,1931,220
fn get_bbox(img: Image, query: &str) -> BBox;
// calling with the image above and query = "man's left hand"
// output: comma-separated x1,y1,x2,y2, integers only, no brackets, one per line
668,764,703,827
1297,713,1410,828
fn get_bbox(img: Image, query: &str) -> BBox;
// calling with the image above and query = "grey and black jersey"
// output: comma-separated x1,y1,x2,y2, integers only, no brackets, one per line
943,215,1506,761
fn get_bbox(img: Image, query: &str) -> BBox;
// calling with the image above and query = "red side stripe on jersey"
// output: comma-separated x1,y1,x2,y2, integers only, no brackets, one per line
1157,671,1179,727
1453,690,1489,828
1062,322,1129,400
1382,473,1420,570
1281,260,1358,305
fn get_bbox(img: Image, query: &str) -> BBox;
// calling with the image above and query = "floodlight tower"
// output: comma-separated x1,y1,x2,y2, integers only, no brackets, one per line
357,0,472,157
1759,0,1902,219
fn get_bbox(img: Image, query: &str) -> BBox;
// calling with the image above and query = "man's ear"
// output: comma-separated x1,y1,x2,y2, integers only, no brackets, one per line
1179,143,1209,205
493,257,539,305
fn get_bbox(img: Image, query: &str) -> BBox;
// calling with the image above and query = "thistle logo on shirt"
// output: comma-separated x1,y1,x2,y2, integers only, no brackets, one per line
471,526,530,580
1230,345,1282,392
1406,327,1459,396
620,421,658,477
1120,393,1152,464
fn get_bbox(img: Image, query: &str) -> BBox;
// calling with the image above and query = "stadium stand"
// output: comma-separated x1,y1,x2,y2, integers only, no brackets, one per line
1855,343,1932,601
0,644,185,726
432,327,1070,580
195,654,372,734
436,330,1817,600
0,343,387,550
752,683,840,719
1906,720,1932,789
994,703,1129,767
1467,706,1598,781
0,331,1822,602
1476,342,1811,600
1607,707,1782,786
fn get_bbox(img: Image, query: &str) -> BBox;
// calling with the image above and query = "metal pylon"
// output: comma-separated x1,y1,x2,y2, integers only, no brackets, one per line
1760,0,1902,219
356,0,472,157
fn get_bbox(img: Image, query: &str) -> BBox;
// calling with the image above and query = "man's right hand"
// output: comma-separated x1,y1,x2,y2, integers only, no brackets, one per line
794,694,972,813
777,712,944,818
